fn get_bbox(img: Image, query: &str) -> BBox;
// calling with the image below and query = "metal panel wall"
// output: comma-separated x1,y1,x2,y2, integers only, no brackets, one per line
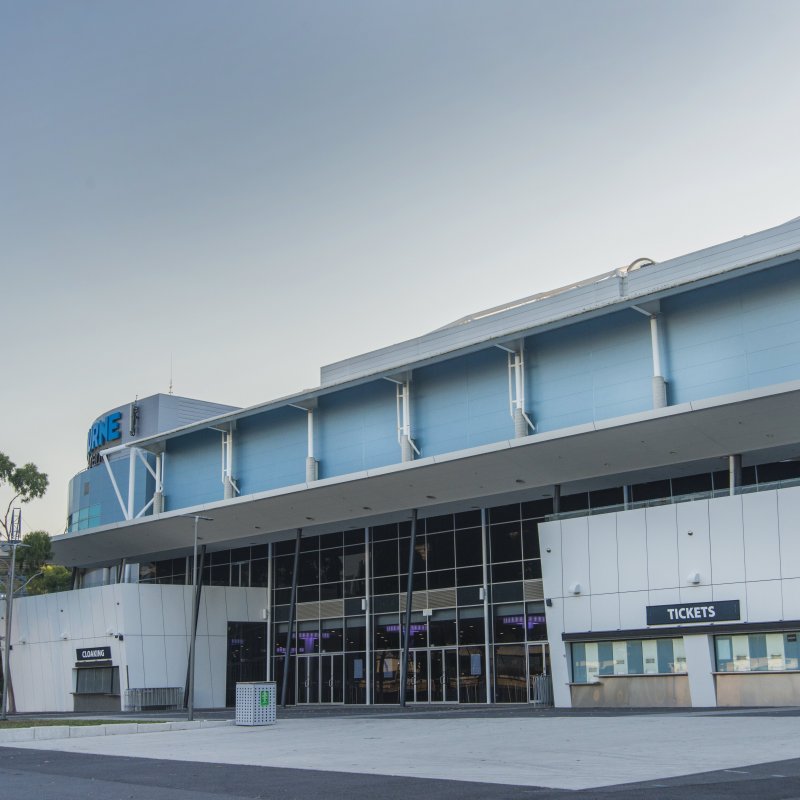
317,381,397,478
413,348,510,456
236,408,307,495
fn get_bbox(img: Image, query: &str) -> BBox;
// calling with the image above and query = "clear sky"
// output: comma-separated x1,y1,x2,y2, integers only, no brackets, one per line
3,0,800,536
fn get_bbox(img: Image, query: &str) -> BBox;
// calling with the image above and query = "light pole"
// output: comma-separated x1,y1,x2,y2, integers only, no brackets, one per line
1,539,29,721
184,515,212,722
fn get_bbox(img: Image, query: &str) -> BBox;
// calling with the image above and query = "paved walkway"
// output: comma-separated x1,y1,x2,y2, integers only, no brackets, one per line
6,708,800,790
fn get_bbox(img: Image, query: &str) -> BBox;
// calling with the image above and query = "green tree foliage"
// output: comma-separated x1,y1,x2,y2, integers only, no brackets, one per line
15,530,52,575
0,452,48,540
7,531,71,595
25,564,72,596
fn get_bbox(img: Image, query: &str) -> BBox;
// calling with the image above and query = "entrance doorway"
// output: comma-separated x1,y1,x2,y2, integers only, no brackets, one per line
407,647,458,703
527,642,552,705
297,654,345,704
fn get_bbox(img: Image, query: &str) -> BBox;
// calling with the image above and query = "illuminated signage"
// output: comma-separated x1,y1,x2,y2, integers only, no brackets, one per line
86,411,122,467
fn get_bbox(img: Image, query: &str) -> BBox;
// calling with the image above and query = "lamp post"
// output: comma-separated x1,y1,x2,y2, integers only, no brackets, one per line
184,515,212,722
1,539,29,721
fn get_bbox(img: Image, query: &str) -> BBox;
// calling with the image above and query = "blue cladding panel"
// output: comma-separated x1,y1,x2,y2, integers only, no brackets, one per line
164,430,220,510
527,310,653,432
318,381,397,478
236,408,307,494
414,349,511,455
664,262,800,404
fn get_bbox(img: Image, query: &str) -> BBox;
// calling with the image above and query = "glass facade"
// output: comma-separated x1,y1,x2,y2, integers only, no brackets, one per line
715,632,800,672
571,639,686,683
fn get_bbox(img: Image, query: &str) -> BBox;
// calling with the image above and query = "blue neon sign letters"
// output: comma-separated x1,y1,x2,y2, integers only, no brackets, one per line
86,411,122,456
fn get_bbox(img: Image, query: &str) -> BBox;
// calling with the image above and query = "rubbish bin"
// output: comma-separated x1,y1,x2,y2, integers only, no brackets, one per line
235,681,277,726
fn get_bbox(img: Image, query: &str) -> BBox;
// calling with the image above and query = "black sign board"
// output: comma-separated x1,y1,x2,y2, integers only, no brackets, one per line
75,646,111,662
646,600,740,626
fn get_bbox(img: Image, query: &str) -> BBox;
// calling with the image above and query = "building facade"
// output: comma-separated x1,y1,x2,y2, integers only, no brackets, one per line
5,217,800,711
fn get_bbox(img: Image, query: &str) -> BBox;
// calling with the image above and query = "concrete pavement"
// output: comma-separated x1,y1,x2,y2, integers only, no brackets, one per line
5,708,800,791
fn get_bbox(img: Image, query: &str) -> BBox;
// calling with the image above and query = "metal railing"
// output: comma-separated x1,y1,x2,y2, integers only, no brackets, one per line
546,476,800,522
123,687,184,712
530,674,553,706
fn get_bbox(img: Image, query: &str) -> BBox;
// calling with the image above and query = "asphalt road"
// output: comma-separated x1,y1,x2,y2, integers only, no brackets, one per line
4,747,800,800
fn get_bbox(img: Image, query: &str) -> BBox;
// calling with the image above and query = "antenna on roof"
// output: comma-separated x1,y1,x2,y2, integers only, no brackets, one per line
169,354,174,395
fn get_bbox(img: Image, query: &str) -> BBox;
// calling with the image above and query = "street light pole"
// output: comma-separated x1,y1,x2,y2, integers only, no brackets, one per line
1,539,28,721
185,515,212,722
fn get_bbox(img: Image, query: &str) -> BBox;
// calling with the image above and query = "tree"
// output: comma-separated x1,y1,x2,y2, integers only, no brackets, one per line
0,452,48,540
25,564,72,596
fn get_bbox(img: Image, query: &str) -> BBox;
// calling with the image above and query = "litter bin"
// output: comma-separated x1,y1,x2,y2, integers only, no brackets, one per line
235,681,277,726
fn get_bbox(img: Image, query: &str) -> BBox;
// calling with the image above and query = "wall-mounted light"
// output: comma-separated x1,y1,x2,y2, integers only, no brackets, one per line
61,632,69,640
545,598,553,607
568,583,581,595
687,572,701,585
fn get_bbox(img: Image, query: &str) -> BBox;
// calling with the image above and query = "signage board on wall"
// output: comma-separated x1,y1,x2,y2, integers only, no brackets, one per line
646,600,740,626
75,646,112,662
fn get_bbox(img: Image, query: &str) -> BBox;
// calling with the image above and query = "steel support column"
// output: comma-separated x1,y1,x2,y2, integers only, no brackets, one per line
480,507,492,704
281,528,302,708
399,509,418,707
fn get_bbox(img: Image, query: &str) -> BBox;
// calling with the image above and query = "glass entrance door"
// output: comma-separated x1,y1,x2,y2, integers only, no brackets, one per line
320,653,344,703
298,654,345,704
430,648,458,702
527,643,553,706
297,655,320,704
407,648,458,703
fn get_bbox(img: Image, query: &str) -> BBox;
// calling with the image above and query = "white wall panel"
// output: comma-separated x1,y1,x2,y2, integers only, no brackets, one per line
161,586,188,636
712,582,747,621
208,634,227,707
204,587,228,634
561,517,590,597
778,487,800,579
141,636,168,687
164,636,188,688
562,595,591,632
619,590,649,629
590,593,620,631
119,584,143,636
192,635,214,708
123,636,146,688
646,505,679,590
224,587,248,622
743,491,780,582
539,520,563,598
138,586,166,636
680,584,714,604
782,578,800,619
648,588,681,608
617,509,648,592
709,495,745,584
677,501,711,588
746,580,783,623
90,587,107,636
64,591,83,640
588,514,618,595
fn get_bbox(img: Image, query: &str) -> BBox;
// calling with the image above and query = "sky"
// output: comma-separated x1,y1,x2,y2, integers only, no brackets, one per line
3,0,800,536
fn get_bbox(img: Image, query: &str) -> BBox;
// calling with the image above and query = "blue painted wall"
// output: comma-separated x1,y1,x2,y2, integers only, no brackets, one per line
526,309,653,432
236,408,307,494
414,348,511,455
663,262,800,404
164,429,220,510
317,381,397,478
